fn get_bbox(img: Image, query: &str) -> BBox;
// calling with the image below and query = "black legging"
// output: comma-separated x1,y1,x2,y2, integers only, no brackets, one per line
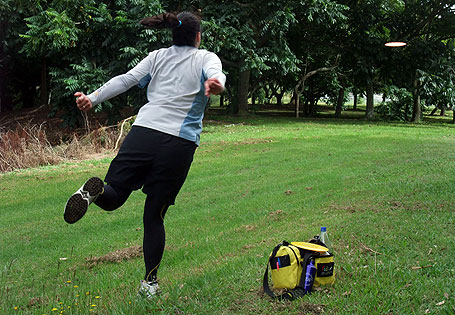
95,185,168,281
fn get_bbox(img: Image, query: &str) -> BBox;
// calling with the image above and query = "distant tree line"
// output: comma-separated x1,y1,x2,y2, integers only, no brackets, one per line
1,0,455,125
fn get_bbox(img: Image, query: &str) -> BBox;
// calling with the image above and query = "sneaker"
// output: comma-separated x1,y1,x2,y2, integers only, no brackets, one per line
64,177,104,224
138,279,162,299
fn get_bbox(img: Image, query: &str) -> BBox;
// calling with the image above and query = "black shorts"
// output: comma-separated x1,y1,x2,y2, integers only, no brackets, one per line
105,126,197,204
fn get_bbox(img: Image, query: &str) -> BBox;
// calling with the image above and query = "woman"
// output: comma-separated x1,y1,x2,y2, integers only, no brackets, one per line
64,11,225,298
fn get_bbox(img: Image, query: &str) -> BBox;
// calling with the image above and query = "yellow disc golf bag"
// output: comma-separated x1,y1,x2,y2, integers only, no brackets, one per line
262,241,316,300
263,240,335,300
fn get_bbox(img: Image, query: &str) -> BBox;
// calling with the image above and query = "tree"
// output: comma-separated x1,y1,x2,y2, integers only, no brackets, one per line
20,5,81,107
287,0,347,118
19,0,164,126
386,0,455,122
201,0,299,115
0,0,43,112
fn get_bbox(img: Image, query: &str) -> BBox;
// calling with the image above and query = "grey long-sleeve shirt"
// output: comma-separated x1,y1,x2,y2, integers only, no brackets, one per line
88,45,226,145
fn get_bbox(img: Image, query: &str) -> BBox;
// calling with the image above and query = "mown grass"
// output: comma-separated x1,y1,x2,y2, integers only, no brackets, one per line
1,116,455,314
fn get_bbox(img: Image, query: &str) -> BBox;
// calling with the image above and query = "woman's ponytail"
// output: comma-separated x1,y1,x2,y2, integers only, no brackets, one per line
140,13,181,29
141,11,201,47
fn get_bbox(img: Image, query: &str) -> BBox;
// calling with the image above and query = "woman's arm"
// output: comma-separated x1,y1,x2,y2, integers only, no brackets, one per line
75,52,155,110
203,52,226,97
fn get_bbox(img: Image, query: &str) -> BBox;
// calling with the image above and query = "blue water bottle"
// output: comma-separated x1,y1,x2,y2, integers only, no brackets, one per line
304,259,316,294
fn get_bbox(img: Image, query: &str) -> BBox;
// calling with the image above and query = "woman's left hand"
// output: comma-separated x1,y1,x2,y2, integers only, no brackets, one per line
204,78,224,97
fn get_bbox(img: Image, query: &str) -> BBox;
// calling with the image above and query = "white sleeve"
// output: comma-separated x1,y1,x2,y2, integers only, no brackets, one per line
203,52,226,88
87,52,154,106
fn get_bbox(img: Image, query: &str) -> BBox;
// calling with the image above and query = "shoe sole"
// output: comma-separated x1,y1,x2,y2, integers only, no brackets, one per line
64,194,88,224
64,177,104,224
83,177,104,196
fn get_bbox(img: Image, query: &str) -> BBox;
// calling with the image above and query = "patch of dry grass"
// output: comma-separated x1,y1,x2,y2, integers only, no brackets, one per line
85,245,142,268
0,124,62,172
0,118,134,173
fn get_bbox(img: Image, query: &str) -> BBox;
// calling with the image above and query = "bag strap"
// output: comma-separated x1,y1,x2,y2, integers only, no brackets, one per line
262,242,283,299
262,263,276,298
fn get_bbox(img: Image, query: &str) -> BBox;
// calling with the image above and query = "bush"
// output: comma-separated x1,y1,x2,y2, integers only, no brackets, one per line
376,86,412,121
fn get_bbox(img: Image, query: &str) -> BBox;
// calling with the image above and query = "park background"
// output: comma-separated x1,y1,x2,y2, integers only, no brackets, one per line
1,0,455,314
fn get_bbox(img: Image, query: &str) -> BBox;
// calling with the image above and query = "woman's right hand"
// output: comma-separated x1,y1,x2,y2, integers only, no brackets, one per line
204,78,224,97
74,92,93,112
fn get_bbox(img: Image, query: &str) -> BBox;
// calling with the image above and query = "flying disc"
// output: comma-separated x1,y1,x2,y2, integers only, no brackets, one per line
385,42,407,47
291,242,328,252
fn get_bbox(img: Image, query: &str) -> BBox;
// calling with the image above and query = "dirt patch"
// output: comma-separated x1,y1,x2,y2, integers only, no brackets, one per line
85,245,142,267
28,296,46,307
235,224,257,232
235,138,274,145
387,200,431,212
231,288,326,314
268,209,285,221
328,200,385,214
269,299,326,315
297,301,326,314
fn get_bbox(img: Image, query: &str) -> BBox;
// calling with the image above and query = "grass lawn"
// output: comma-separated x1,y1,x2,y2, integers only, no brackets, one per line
1,115,455,314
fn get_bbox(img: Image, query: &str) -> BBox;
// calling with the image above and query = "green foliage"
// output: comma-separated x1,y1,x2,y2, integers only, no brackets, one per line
3,0,455,121
376,86,412,121
48,59,111,126
420,40,455,111
17,0,165,125
20,8,80,56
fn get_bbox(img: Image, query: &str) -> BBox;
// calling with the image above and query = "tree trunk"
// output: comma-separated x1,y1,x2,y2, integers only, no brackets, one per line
353,93,358,110
220,94,224,107
365,79,374,120
0,19,10,113
276,92,283,106
263,85,271,103
310,97,320,116
289,91,296,105
429,106,438,116
0,60,8,113
404,102,410,121
237,69,250,115
40,57,48,106
440,107,446,116
305,83,314,116
295,87,300,118
411,77,421,122
335,87,344,118
303,96,310,116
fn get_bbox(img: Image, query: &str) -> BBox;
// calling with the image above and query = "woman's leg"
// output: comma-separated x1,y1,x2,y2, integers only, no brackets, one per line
95,185,132,211
142,194,169,281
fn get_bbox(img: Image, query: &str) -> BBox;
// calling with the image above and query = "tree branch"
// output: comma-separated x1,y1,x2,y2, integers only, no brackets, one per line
400,1,453,39
233,1,254,8
297,54,340,94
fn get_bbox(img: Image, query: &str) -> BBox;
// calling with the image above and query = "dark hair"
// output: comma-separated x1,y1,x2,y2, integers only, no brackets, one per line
140,12,201,47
